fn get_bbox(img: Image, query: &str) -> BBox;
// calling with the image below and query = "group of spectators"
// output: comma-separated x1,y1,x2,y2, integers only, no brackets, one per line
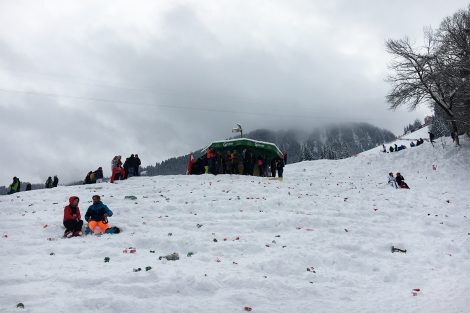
383,131,437,153
190,148,286,178
110,154,141,183
45,176,59,188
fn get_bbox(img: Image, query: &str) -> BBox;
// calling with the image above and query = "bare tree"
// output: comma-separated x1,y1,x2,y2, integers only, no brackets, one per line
386,5,470,145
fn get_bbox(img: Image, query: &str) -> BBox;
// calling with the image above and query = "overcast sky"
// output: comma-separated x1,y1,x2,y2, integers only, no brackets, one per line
0,0,467,185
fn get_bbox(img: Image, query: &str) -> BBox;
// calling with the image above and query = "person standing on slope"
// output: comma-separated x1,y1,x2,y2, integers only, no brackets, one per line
45,176,53,188
85,195,114,234
8,177,21,194
52,175,59,187
134,154,141,176
428,132,436,146
63,196,83,237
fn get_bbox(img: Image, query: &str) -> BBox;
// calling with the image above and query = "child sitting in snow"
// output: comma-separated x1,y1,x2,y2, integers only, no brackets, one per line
395,172,410,189
84,195,115,234
63,196,84,237
388,173,398,188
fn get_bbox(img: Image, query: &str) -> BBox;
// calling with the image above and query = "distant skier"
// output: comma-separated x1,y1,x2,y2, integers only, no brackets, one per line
388,173,398,188
63,196,83,237
52,175,59,188
8,177,21,194
85,195,117,234
395,172,410,189
25,182,32,191
389,146,394,152
45,177,53,188
382,144,386,153
428,132,435,146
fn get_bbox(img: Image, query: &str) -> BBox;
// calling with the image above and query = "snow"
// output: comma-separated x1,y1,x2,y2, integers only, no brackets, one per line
1,131,470,313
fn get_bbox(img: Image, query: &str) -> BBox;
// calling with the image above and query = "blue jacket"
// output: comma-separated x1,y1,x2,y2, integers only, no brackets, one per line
85,201,113,222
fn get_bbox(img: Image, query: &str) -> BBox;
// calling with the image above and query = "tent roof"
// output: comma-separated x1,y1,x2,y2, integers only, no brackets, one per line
202,138,283,159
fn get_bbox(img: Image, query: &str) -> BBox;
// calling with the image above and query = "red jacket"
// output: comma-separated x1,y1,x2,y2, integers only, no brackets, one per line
63,196,81,221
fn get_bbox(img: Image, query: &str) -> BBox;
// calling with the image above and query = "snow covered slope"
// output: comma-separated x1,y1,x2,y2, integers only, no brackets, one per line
1,134,469,313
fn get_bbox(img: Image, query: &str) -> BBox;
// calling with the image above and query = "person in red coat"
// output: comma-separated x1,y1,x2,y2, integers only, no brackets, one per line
63,196,84,237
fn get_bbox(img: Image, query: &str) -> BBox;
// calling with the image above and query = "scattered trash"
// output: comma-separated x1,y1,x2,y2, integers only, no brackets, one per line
49,252,55,256
16,303,24,309
244,307,252,312
124,196,137,200
145,266,152,271
43,224,48,228
412,288,421,296
213,238,218,242
391,246,407,253
216,258,221,263
187,252,195,257
150,250,156,253
104,257,110,263
168,232,173,236
123,247,137,254
159,252,179,261
196,224,203,228
133,267,142,272
307,267,316,273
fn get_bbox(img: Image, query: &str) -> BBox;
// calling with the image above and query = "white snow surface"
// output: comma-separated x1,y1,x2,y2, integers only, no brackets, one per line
1,133,470,313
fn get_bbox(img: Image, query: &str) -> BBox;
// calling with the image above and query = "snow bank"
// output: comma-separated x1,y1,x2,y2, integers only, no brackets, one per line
1,133,469,313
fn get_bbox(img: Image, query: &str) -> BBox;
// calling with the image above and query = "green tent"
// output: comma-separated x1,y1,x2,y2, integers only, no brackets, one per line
203,138,283,161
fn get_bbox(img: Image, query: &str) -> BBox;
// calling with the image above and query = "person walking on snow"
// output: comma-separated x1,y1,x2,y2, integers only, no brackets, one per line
63,196,83,237
85,195,113,234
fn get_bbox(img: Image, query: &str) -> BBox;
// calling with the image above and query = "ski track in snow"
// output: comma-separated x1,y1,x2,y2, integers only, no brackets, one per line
1,132,470,313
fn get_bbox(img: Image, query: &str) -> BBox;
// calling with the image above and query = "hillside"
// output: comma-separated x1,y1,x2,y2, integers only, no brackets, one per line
1,130,469,313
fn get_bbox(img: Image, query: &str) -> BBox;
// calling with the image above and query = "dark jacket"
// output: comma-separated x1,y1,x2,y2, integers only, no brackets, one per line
276,159,285,169
395,174,405,185
45,177,53,188
52,176,59,187
85,201,113,222
64,196,81,222
95,168,103,179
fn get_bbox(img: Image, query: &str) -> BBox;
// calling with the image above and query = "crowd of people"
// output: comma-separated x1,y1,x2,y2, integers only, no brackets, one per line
109,154,141,183
189,148,286,178
382,132,436,153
